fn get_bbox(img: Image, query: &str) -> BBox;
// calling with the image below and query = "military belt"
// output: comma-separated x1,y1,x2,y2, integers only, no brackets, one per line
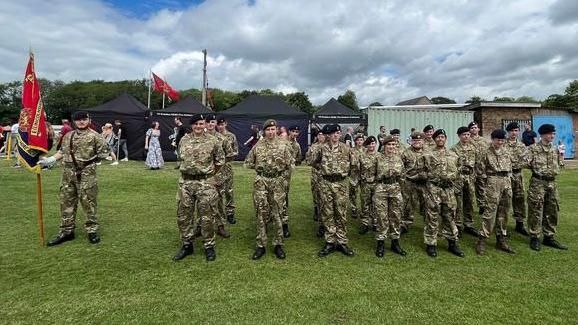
460,167,474,175
487,171,509,177
430,180,452,189
181,173,212,181
322,174,346,182
512,168,522,174
532,173,555,182
380,176,400,184
406,178,427,185
257,171,282,178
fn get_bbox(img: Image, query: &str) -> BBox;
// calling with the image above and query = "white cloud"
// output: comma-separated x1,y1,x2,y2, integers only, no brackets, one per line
0,0,576,105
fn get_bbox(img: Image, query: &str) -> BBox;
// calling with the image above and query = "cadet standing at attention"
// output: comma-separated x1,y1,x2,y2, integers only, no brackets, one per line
281,125,302,238
423,129,465,258
311,124,358,257
422,125,436,151
504,122,530,236
451,126,479,237
526,124,568,251
468,121,489,214
349,134,365,219
306,127,326,237
217,116,239,224
400,132,428,234
173,114,225,262
475,129,515,255
373,135,407,257
40,111,110,246
358,136,379,234
245,119,293,260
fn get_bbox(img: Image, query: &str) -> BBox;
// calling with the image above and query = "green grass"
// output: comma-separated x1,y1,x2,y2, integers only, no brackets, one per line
1,158,577,324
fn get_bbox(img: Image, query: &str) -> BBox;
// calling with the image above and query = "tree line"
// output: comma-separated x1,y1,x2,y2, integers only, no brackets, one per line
1,79,577,124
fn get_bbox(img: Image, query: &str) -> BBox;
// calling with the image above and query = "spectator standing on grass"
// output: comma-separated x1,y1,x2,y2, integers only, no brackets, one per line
522,124,537,147
102,123,118,165
145,121,164,170
11,122,20,167
39,111,110,246
114,119,129,161
243,124,261,149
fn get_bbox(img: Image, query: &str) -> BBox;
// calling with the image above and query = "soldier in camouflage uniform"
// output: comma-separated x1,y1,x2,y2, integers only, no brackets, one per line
505,122,530,236
245,119,294,260
204,114,231,238
374,136,407,257
400,132,428,233
280,125,302,238
306,127,326,237
422,125,436,151
527,124,567,251
173,114,225,261
469,121,489,214
349,134,365,219
358,136,379,234
311,124,358,257
423,129,465,258
217,116,239,224
474,129,515,255
41,111,110,246
451,126,479,237
389,128,406,153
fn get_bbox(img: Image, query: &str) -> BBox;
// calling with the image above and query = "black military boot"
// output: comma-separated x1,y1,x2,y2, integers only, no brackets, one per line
543,236,568,250
173,243,194,261
358,224,370,235
375,240,385,258
88,232,100,244
391,239,407,256
337,244,355,256
426,245,438,257
496,235,516,254
205,246,216,261
318,242,335,257
282,224,291,238
530,237,541,251
448,240,465,257
464,226,479,237
47,232,75,246
316,225,325,238
514,221,529,236
274,245,286,259
226,214,237,225
217,225,230,238
252,246,266,260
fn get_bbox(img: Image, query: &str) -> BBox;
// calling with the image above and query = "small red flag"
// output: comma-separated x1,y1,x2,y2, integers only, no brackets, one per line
152,72,180,102
17,52,49,173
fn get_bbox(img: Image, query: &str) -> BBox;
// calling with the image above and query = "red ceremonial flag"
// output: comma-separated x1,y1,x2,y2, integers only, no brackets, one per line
17,52,49,173
151,72,180,102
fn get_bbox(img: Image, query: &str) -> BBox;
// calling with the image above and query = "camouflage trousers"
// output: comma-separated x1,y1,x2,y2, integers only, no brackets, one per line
511,171,526,223
360,182,377,227
424,183,459,246
281,170,291,224
349,180,363,216
401,179,427,229
253,175,285,247
213,170,227,227
455,174,476,229
311,170,322,219
374,183,403,241
58,165,99,235
475,176,487,211
480,176,512,238
527,177,559,238
176,176,219,248
320,178,349,245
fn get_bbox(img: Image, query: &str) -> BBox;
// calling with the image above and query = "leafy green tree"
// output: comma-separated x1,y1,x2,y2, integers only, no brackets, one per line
430,96,456,104
465,96,484,104
515,96,539,103
286,92,314,115
493,96,515,102
369,101,383,106
337,89,359,111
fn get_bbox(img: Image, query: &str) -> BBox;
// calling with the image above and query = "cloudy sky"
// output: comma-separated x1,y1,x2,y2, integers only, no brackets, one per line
1,0,577,105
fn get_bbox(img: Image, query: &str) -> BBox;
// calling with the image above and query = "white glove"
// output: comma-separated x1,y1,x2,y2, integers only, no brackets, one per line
39,156,57,167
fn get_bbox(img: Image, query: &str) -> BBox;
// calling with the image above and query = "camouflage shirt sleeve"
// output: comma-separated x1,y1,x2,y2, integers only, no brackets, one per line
213,137,225,167
244,144,257,169
94,131,111,160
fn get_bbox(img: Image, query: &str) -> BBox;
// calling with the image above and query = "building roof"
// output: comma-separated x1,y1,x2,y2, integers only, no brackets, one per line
316,98,361,116
465,101,542,109
396,96,432,106
222,94,306,116
83,92,149,114
163,96,211,114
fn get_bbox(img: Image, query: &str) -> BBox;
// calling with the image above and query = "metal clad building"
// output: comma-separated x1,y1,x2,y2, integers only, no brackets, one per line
365,105,474,147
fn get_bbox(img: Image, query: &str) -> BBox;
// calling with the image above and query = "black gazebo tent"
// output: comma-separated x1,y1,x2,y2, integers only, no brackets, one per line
150,96,212,161
221,95,309,160
313,98,366,124
82,92,149,160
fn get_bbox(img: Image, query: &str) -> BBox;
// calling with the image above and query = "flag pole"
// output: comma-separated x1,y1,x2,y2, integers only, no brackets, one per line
162,91,165,109
5,134,11,160
147,70,151,109
36,172,45,246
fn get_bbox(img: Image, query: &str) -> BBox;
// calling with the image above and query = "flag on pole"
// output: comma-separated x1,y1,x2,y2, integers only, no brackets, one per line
17,52,49,173
151,72,180,102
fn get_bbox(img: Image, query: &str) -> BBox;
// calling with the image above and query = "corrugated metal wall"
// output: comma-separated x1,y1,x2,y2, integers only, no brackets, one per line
367,107,474,147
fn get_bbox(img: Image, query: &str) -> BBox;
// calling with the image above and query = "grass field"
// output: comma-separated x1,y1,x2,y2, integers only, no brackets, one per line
1,158,577,324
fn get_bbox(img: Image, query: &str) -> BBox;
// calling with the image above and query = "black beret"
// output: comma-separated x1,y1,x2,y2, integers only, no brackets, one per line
490,129,506,139
263,119,277,129
216,116,227,124
288,125,300,131
457,126,470,135
468,121,478,129
321,125,330,135
505,122,519,131
432,129,446,139
389,128,400,135
411,132,424,140
189,114,205,124
382,135,396,145
363,136,377,146
538,124,555,135
325,124,341,134
72,111,89,120
423,125,434,132
205,113,217,122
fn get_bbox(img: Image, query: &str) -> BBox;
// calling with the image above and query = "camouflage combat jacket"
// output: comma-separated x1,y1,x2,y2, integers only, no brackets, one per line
451,141,477,175
425,147,459,187
505,138,527,170
401,146,427,182
359,150,379,184
476,145,512,177
59,129,109,163
311,141,357,178
245,137,293,176
179,133,225,176
527,141,560,178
